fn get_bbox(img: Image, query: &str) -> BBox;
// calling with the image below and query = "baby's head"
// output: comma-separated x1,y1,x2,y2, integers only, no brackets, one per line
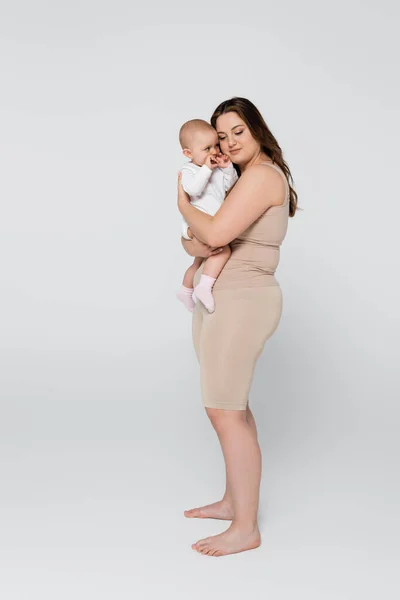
179,119,220,167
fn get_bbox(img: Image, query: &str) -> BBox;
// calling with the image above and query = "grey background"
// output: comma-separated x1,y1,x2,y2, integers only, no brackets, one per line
1,2,399,598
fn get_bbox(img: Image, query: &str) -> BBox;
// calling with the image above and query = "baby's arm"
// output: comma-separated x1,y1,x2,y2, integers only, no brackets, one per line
181,164,213,196
220,162,239,193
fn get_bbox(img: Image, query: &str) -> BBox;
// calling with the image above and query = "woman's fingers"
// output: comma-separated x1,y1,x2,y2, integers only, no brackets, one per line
209,247,223,256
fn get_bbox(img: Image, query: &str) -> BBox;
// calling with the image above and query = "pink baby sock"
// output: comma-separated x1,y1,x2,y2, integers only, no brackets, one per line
193,274,217,313
176,285,195,312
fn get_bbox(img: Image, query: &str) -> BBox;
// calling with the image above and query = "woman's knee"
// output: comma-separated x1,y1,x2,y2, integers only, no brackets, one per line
205,407,247,433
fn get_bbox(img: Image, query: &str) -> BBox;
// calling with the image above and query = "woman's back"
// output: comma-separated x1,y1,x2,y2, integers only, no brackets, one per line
194,162,289,290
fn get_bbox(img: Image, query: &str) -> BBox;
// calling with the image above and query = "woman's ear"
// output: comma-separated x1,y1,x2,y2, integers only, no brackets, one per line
182,148,192,159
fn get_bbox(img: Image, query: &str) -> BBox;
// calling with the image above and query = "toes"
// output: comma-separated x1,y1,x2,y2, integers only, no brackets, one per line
202,545,220,556
192,537,212,552
192,541,203,551
193,543,222,556
191,534,225,557
194,542,207,552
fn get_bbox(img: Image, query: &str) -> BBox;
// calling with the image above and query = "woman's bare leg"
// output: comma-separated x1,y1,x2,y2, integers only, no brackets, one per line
184,405,258,520
246,406,258,441
191,408,261,556
221,405,258,502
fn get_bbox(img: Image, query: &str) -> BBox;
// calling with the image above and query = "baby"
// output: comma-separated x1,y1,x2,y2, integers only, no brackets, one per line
176,119,238,313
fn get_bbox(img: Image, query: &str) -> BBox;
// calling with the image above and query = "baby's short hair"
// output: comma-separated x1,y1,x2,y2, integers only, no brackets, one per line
179,119,214,149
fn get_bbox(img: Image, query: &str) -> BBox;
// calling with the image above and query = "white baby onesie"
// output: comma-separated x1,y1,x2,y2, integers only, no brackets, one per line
180,161,238,240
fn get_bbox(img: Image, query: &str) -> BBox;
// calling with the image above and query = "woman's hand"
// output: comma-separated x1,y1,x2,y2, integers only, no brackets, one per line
177,172,190,213
181,236,224,258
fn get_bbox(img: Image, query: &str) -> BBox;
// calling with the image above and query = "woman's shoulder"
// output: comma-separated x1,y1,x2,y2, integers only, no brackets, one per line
245,160,282,177
238,161,286,205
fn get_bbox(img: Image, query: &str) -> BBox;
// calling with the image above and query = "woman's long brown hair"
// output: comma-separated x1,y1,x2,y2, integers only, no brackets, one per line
211,97,298,217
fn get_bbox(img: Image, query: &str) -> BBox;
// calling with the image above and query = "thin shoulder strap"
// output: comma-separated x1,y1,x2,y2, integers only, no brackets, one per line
259,161,289,203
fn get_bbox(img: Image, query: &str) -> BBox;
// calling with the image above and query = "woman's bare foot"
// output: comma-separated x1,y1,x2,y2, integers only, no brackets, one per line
184,499,233,520
192,523,261,557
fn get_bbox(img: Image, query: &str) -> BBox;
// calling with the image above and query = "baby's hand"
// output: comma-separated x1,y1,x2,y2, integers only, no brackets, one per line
215,153,232,168
204,154,219,170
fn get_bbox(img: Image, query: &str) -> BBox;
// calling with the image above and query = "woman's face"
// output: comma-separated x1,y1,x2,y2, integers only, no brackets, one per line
215,112,259,165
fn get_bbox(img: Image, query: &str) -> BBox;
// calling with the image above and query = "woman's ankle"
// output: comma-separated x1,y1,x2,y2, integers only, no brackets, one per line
231,517,259,532
221,493,233,505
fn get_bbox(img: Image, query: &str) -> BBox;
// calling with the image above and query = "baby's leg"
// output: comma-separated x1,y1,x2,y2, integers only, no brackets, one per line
177,256,203,312
193,245,231,313
202,245,231,278
183,256,203,288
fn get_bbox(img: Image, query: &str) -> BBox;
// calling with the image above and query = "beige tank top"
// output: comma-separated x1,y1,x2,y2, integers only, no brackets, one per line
195,161,290,290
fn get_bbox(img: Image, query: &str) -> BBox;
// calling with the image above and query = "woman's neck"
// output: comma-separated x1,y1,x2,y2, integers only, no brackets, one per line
240,151,272,172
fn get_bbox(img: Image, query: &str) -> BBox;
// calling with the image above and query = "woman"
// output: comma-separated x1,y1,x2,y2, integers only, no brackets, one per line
178,97,298,557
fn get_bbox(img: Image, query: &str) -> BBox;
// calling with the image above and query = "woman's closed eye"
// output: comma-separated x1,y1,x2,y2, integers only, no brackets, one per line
218,131,243,141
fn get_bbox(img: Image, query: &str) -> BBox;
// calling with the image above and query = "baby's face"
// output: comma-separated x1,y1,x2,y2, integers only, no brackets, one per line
189,129,220,166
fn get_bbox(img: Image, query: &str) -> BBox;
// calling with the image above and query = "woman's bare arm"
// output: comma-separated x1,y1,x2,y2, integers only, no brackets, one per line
181,236,224,258
178,165,285,248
